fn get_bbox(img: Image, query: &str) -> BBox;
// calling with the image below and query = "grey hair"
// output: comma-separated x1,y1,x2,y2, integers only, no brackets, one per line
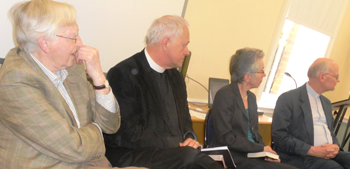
229,48,264,83
8,0,76,53
307,60,330,78
145,15,189,45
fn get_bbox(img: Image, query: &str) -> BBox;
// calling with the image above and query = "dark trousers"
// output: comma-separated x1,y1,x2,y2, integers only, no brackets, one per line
105,145,223,169
236,158,298,169
300,151,350,169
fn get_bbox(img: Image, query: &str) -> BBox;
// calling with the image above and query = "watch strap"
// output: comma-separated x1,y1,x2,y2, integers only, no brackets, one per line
93,80,108,90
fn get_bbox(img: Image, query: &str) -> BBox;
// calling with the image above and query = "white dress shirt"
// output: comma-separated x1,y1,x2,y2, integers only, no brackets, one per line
29,53,117,129
306,83,333,146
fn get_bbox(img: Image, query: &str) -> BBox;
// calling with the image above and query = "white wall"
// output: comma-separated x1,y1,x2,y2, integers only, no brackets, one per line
0,0,186,72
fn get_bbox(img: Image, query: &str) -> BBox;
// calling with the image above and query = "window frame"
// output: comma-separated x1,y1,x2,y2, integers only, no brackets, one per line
255,0,347,109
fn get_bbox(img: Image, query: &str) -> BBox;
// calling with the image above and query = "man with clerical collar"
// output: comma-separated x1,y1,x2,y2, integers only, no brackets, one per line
104,15,222,169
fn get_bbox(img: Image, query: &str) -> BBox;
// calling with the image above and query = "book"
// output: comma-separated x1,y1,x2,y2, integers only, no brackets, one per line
247,151,279,160
208,155,226,168
201,146,236,168
208,154,225,161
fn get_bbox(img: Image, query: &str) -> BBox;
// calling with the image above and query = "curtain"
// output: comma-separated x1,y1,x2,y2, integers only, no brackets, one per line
287,0,348,37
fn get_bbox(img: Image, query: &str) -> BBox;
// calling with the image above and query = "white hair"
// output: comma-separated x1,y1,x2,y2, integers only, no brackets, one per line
145,15,189,45
8,0,76,53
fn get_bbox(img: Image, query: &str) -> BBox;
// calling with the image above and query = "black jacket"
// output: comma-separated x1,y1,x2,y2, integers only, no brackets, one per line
104,49,195,153
210,83,265,164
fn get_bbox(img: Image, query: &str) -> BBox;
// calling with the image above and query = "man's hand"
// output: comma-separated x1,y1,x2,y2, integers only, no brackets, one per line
179,138,202,149
307,144,339,159
324,144,339,159
76,45,109,94
263,146,280,162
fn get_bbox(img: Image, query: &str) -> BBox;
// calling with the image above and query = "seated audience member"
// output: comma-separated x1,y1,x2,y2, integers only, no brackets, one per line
0,0,143,168
272,58,350,169
210,48,297,169
103,15,222,169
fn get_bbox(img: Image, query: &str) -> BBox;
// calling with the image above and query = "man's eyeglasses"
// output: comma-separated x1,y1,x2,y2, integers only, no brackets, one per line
256,70,265,74
324,73,339,80
56,34,78,43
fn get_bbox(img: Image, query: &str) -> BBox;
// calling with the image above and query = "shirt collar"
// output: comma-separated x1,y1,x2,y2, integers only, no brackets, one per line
144,48,165,73
29,53,69,87
306,82,319,99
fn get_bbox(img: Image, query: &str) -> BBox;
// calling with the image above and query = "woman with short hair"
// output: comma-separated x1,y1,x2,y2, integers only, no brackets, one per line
210,48,297,169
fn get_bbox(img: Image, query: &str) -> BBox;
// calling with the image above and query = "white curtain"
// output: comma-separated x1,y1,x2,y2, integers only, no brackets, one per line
287,0,348,37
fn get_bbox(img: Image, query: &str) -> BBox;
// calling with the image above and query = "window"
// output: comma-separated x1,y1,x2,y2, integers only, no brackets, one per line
256,0,348,109
259,19,330,108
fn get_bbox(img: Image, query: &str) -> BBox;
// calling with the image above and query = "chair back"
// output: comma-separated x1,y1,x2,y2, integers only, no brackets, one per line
0,58,4,68
204,108,214,148
178,51,191,78
208,78,229,108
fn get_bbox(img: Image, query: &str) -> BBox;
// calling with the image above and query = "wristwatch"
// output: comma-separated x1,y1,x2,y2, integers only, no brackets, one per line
93,80,109,90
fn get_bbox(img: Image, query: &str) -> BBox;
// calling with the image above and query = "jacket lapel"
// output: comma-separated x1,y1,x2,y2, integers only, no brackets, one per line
19,49,78,127
63,64,81,126
320,96,333,132
55,90,79,127
230,83,248,119
135,50,170,128
137,50,162,106
247,92,257,121
300,84,314,144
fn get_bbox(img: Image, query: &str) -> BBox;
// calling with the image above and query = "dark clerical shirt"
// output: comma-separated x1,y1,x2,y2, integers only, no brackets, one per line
152,70,183,145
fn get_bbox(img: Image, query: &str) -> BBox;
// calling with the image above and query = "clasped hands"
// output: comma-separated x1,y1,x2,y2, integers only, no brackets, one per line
308,144,340,159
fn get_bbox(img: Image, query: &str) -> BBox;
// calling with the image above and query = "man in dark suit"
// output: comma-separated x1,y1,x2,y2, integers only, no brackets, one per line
103,15,222,169
273,58,350,169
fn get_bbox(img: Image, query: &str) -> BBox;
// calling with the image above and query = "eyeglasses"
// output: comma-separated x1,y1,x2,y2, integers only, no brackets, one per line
256,70,265,74
56,34,78,43
324,73,339,80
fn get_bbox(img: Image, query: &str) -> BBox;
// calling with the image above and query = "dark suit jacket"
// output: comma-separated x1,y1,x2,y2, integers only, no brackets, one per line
272,83,340,165
104,50,195,154
210,83,265,164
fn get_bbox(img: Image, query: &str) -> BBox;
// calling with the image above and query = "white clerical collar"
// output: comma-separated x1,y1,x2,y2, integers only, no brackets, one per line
144,48,165,73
